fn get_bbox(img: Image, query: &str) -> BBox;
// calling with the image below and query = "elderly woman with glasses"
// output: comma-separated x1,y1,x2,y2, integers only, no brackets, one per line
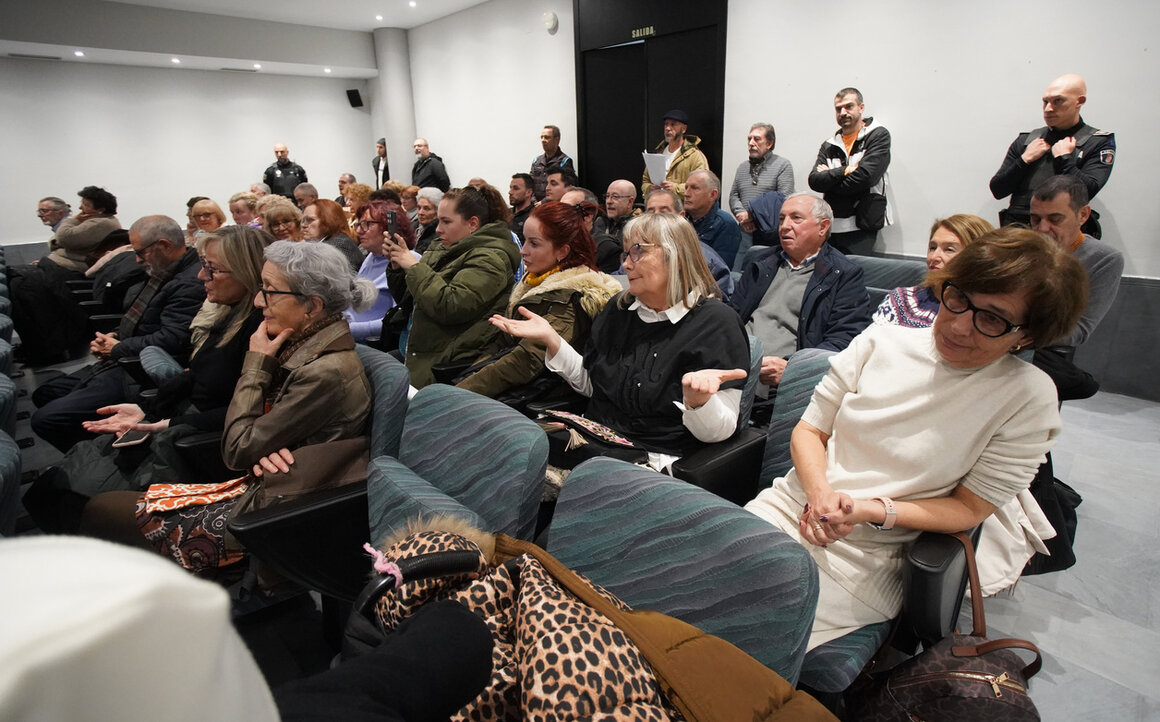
81,241,377,578
261,198,303,241
497,212,750,470
743,227,1088,651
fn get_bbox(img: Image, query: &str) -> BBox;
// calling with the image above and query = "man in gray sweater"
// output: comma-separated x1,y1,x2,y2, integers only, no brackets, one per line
1029,175,1123,348
728,123,794,269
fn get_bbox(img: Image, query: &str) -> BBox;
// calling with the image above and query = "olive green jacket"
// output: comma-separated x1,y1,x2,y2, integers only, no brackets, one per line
457,266,621,398
389,221,520,388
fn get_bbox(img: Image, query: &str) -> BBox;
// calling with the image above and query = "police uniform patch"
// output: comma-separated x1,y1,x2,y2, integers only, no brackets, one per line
1100,149,1115,165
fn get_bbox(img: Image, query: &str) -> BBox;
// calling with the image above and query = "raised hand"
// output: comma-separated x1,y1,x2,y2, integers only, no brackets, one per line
681,368,747,409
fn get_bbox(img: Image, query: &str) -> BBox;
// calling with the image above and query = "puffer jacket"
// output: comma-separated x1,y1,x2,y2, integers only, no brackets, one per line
389,221,520,388
456,266,621,398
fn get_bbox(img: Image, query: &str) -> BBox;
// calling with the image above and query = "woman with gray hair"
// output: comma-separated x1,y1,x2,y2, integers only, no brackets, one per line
81,241,376,579
414,187,443,253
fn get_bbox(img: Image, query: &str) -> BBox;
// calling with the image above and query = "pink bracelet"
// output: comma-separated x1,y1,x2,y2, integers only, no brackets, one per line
869,496,897,530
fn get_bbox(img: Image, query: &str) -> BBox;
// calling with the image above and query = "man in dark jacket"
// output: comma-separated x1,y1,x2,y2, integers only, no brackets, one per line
530,125,576,201
263,143,309,198
31,215,206,451
807,88,891,256
730,193,870,408
411,138,451,191
989,74,1114,238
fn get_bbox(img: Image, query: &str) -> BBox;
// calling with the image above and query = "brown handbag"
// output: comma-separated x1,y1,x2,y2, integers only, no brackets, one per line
857,532,1042,721
494,535,837,722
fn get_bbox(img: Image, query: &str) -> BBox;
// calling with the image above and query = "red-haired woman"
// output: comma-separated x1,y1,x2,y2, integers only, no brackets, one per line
456,201,621,399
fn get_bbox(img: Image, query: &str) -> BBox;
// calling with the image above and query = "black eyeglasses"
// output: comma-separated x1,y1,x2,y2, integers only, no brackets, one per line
620,242,658,264
200,262,231,279
605,193,633,200
940,282,1023,338
134,240,159,259
258,288,304,305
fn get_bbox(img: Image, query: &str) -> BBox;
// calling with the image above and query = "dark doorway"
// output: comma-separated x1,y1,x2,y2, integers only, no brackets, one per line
574,1,727,203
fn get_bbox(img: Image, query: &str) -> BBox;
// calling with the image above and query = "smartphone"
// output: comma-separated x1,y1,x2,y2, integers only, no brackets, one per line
111,429,151,448
386,210,399,238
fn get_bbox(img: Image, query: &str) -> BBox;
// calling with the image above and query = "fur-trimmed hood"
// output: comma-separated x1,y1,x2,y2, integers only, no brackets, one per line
507,265,622,317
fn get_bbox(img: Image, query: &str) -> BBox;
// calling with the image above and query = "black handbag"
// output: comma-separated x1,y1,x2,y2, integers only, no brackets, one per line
858,532,1043,721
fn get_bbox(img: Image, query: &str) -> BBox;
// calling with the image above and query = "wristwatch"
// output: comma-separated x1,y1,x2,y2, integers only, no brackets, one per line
868,496,897,530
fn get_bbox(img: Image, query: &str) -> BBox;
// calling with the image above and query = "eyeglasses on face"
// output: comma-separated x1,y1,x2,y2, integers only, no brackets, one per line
620,242,658,264
200,262,231,279
192,212,217,221
356,220,381,231
605,193,632,200
270,218,297,229
258,287,305,306
940,281,1023,338
134,240,159,259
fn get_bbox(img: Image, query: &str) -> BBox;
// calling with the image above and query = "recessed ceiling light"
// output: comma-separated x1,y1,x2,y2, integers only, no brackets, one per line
74,50,85,57
409,1,416,7
253,63,261,69
323,68,332,74
375,14,383,21
171,57,181,64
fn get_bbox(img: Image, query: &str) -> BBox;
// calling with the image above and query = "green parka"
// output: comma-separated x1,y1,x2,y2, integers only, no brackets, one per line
388,220,520,388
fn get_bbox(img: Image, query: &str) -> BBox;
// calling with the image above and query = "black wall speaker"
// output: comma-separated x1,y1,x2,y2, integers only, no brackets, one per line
347,89,364,108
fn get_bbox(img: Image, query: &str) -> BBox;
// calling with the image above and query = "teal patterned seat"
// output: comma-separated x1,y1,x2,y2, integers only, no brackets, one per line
0,339,11,378
367,384,548,547
0,296,10,318
0,430,21,536
0,314,12,344
760,347,836,486
0,372,15,437
138,345,186,386
546,457,819,685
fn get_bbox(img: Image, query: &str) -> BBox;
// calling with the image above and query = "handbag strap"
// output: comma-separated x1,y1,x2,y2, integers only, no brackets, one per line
950,531,1043,680
951,531,986,637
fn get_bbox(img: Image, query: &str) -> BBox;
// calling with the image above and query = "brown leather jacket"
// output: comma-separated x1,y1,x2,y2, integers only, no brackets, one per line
221,321,370,470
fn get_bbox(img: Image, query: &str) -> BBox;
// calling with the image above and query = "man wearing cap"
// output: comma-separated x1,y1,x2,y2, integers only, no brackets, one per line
530,125,576,201
372,138,390,188
641,109,709,200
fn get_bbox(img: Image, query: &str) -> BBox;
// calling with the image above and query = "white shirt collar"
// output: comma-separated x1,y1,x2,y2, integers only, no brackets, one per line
629,292,700,324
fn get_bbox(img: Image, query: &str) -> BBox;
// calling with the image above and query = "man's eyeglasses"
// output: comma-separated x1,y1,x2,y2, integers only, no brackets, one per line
258,288,305,306
605,193,633,200
940,281,1023,338
134,240,159,259
620,242,658,264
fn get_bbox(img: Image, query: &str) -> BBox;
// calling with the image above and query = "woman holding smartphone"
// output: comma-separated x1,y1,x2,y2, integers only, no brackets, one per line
347,200,417,342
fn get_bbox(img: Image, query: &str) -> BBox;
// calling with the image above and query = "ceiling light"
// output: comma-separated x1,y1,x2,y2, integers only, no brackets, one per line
409,1,416,7
171,57,181,64
375,14,383,20
324,68,332,74
74,50,85,57
253,63,261,69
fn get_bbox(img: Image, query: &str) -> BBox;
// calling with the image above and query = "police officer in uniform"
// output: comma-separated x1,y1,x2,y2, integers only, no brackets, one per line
989,74,1114,238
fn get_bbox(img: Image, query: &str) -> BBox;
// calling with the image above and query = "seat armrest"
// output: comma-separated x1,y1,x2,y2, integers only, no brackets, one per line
525,397,586,416
901,526,982,645
671,427,767,505
229,480,371,601
172,431,234,483
117,356,155,388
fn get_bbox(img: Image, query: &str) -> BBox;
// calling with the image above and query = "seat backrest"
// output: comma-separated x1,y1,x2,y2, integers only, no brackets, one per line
759,348,835,487
847,255,928,310
356,344,413,459
548,457,819,684
737,334,764,427
400,384,548,538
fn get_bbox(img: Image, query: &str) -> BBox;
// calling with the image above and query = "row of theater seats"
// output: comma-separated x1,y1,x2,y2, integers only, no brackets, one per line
178,342,975,706
0,248,27,536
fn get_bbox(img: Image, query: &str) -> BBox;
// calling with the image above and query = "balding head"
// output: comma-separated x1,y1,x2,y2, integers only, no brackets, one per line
1042,74,1087,129
605,180,637,220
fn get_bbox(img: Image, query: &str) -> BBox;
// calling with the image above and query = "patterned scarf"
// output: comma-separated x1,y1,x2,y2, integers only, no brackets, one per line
118,250,188,339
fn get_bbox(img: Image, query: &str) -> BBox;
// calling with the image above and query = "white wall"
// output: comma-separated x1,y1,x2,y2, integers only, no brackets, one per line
1,58,373,243
406,0,577,189
724,0,1158,277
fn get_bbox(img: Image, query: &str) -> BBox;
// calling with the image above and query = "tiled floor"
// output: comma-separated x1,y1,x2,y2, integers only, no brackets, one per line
961,392,1160,720
11,353,1160,715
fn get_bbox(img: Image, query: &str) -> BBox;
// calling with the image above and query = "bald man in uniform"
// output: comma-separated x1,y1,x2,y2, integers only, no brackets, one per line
989,74,1115,237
